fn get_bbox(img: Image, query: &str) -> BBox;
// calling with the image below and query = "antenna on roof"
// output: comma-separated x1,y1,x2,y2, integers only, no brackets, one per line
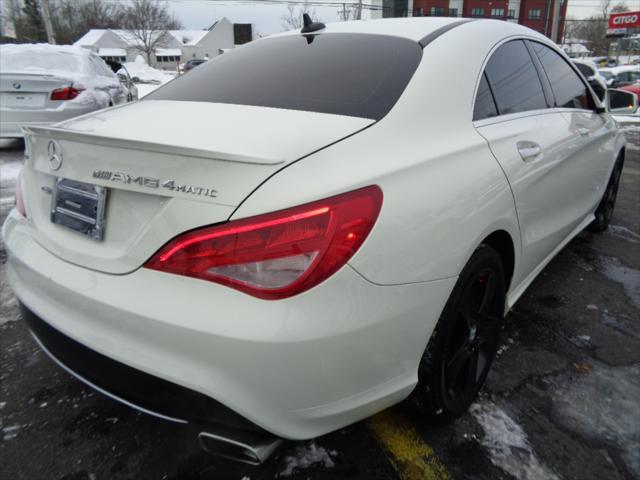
301,13,325,34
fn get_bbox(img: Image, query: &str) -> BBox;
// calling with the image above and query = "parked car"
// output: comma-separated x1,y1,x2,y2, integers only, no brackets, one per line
598,68,617,86
591,56,618,67
0,44,135,138
619,82,640,96
612,83,640,137
599,65,640,88
184,59,207,72
3,18,633,464
105,60,139,102
573,58,607,100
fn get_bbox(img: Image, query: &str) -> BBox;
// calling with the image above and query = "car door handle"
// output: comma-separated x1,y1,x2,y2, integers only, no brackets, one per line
578,127,590,137
516,141,542,162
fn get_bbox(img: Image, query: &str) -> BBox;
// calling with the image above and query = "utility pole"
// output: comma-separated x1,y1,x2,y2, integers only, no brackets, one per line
550,0,561,44
357,0,363,20
38,0,56,44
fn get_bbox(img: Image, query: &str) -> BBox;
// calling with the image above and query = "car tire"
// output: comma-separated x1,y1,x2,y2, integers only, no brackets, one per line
411,244,505,422
588,153,624,233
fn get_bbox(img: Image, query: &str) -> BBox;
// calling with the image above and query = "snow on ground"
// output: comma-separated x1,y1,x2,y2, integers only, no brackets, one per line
0,161,22,184
596,255,640,309
280,441,337,476
118,61,175,98
136,83,165,98
1,425,22,441
551,362,640,478
470,401,560,480
607,224,640,244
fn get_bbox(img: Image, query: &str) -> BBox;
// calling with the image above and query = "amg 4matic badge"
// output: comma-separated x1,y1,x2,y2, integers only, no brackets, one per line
92,170,218,198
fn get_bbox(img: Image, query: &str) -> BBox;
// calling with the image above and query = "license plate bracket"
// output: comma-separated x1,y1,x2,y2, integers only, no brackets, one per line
51,178,107,241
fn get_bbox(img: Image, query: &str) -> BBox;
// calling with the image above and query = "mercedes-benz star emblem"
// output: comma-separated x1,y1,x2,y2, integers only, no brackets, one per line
12,82,21,90
47,141,63,171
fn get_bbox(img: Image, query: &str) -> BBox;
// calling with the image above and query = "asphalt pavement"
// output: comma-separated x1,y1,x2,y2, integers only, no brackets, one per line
1,138,638,480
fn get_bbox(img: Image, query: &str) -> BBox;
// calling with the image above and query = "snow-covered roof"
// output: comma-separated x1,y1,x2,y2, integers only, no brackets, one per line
600,65,640,75
562,43,589,54
155,48,181,56
74,29,108,46
74,22,224,49
98,48,126,57
169,30,209,46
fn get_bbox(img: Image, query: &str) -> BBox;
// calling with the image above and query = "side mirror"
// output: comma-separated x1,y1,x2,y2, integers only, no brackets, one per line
606,89,638,114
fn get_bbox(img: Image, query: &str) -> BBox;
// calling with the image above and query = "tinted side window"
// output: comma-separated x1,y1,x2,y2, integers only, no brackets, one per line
574,63,594,78
484,40,547,115
532,43,592,109
473,72,498,120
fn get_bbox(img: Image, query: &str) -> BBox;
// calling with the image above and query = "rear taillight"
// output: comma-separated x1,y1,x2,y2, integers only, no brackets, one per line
50,86,83,101
145,185,383,299
15,169,26,217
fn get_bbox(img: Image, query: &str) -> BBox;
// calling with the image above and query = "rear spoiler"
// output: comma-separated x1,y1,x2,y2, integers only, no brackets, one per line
21,125,286,166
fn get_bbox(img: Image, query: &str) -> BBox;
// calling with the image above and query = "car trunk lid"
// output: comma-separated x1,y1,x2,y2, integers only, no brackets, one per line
0,73,74,110
21,100,374,274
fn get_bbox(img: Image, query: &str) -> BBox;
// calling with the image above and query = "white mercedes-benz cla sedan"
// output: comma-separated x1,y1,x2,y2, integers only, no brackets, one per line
2,17,631,463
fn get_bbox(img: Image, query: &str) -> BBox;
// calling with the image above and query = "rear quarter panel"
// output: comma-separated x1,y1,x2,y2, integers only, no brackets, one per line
231,21,525,287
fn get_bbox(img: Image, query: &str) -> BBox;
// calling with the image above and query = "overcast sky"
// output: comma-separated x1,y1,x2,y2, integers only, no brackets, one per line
168,0,615,36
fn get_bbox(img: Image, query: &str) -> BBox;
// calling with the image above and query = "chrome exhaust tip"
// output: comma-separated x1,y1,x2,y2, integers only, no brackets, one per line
198,427,282,465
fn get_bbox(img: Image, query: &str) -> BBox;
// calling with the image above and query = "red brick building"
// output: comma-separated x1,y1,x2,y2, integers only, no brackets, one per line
378,0,567,42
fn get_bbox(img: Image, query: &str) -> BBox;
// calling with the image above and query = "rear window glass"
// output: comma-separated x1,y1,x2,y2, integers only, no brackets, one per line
147,33,423,120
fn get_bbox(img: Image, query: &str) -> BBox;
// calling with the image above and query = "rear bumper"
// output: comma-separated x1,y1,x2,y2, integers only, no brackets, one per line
21,303,260,431
3,209,455,439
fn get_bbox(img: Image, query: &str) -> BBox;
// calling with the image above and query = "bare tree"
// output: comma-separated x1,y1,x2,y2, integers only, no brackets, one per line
122,0,182,63
52,0,126,44
337,3,357,21
563,0,629,56
281,2,320,30
610,2,629,12
599,0,612,19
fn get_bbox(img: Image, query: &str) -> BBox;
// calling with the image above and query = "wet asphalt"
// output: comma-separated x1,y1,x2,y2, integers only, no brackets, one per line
1,139,638,480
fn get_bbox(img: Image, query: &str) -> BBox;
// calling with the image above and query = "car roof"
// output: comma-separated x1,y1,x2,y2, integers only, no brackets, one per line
600,65,640,74
272,17,543,44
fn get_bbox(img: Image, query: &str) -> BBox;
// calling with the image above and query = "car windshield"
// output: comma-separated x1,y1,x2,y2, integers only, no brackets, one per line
599,70,614,79
147,33,423,120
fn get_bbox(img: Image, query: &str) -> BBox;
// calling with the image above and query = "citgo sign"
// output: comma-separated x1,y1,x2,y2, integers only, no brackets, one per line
609,11,640,29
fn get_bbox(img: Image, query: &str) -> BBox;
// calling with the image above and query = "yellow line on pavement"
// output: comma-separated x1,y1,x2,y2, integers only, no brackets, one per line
368,409,450,480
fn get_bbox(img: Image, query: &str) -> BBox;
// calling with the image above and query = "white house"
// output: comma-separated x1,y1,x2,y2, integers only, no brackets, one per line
73,18,242,69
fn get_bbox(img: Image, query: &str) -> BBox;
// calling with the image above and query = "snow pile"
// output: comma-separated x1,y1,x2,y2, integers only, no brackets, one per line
0,43,86,76
118,62,174,85
471,401,560,480
280,441,337,476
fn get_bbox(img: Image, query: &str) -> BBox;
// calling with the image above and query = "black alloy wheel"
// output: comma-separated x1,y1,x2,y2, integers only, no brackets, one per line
412,245,505,421
589,155,624,233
